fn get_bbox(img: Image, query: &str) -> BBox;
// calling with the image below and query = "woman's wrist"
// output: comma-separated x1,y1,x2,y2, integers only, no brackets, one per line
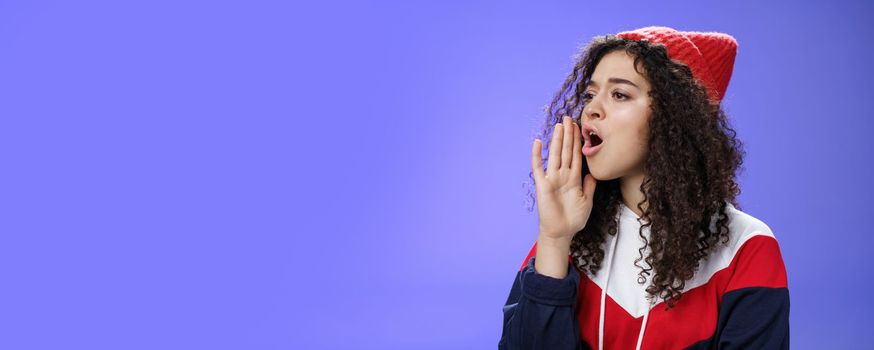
537,234,572,251
534,234,572,279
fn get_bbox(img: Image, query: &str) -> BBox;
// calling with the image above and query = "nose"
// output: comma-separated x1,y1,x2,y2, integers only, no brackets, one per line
583,99,603,122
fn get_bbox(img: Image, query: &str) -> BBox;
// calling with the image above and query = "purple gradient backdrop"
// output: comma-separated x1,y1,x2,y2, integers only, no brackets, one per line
0,0,870,349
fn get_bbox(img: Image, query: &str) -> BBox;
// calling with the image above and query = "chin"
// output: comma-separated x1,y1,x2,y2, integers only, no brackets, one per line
587,166,618,181
587,167,606,181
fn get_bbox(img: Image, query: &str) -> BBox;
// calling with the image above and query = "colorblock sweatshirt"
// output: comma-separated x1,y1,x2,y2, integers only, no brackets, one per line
498,201,790,349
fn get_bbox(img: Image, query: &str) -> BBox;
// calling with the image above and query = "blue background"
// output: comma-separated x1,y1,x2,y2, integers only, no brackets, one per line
1,0,870,348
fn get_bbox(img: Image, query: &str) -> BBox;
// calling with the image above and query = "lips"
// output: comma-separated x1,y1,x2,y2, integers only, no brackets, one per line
582,124,604,156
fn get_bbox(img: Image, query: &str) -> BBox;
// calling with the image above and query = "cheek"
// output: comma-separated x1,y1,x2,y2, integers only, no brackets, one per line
633,118,651,149
615,122,649,151
635,127,650,151
612,127,649,161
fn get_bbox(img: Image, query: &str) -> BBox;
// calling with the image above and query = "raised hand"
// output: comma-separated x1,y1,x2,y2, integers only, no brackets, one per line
530,116,597,277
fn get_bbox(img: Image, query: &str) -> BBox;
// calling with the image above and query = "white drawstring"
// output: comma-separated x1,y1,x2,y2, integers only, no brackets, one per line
599,220,654,350
635,298,654,350
598,233,620,350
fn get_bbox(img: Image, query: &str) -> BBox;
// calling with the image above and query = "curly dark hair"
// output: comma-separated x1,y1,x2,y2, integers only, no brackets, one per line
525,35,746,310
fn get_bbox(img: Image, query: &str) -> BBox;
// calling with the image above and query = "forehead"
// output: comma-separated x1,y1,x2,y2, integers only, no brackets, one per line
589,50,649,89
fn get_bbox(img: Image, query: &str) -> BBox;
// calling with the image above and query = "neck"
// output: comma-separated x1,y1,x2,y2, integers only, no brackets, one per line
620,170,647,218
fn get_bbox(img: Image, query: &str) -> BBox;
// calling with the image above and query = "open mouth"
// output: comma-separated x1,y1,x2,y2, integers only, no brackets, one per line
589,133,603,147
582,124,604,156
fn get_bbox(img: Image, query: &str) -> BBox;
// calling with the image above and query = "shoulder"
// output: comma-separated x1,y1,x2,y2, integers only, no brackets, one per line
721,202,788,290
683,201,788,293
721,201,777,248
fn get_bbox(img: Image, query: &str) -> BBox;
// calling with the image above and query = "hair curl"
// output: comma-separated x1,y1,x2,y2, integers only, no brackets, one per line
525,35,746,310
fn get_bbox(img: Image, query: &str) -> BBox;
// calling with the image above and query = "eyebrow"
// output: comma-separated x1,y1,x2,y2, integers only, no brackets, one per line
586,77,640,89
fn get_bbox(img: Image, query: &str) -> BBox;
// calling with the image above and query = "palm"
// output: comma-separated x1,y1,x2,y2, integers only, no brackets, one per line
531,116,597,241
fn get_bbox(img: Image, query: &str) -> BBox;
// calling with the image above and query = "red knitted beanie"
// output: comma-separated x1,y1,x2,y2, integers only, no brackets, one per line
616,26,738,104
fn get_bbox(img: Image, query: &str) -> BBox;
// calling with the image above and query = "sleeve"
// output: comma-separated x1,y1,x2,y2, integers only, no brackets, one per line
498,242,591,350
686,235,790,349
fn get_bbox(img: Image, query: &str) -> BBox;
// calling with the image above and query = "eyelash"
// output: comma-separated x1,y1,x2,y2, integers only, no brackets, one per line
582,91,628,101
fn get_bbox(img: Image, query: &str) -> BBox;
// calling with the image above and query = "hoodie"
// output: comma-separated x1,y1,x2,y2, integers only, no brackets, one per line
498,201,790,349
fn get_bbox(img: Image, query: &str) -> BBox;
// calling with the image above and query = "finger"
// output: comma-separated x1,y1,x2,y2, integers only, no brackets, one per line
531,139,545,183
561,116,573,168
571,121,582,173
547,122,562,172
583,173,597,200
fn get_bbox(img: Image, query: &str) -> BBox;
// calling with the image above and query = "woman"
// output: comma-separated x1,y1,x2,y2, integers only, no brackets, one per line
498,26,789,349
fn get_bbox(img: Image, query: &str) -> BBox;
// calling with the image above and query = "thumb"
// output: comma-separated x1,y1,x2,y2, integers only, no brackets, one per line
583,174,597,200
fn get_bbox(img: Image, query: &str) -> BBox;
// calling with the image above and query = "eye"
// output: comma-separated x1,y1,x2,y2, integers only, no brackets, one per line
582,91,594,101
613,91,628,100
